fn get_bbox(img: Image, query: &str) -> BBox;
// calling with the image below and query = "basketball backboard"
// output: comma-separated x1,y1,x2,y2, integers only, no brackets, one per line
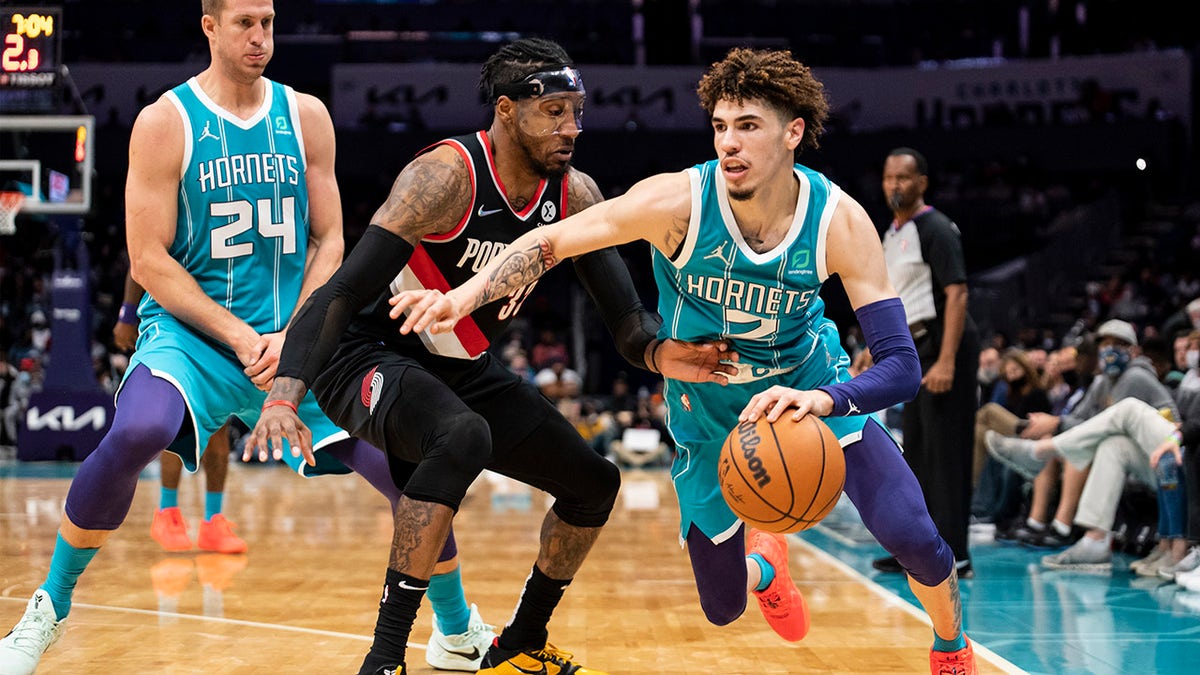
0,114,93,215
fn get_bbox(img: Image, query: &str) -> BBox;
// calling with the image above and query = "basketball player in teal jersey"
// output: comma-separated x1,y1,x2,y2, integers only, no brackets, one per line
392,48,978,674
0,3,493,674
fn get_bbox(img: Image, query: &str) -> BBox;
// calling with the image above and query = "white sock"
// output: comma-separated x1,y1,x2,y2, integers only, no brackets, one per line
1080,534,1110,551
1051,520,1071,537
1026,518,1047,531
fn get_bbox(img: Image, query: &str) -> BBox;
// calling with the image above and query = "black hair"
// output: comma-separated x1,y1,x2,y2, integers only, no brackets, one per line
888,147,929,176
479,38,573,103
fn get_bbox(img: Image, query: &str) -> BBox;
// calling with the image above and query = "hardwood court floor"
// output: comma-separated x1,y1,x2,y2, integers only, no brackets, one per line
1,460,1018,674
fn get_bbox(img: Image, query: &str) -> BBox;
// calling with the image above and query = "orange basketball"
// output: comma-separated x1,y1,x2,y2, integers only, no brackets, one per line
718,415,845,534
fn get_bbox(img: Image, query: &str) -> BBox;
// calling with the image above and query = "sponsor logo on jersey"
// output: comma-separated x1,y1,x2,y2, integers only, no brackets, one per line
274,116,292,135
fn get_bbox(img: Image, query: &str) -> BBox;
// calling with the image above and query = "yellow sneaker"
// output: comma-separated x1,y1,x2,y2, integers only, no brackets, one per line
478,639,606,675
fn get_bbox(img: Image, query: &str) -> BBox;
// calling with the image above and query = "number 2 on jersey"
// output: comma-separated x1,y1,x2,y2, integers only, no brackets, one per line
210,197,296,259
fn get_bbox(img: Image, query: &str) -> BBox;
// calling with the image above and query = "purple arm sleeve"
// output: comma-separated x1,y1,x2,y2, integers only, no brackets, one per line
817,297,920,416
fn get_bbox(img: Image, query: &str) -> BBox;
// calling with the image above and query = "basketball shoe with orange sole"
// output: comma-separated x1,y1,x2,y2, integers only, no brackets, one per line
930,637,977,674
150,507,193,552
748,528,810,641
197,514,247,554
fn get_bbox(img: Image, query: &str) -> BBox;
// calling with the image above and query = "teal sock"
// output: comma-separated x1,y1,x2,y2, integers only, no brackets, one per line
748,552,774,592
160,487,179,510
204,491,223,520
41,533,100,621
427,567,471,635
932,631,967,652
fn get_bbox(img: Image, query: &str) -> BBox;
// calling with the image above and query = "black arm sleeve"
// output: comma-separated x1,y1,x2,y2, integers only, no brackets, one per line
277,225,415,385
573,246,661,370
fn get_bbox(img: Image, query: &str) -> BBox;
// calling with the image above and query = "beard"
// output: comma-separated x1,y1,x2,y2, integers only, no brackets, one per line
729,186,755,201
887,192,906,211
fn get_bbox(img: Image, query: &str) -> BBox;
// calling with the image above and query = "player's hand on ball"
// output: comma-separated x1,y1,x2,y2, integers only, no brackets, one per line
654,338,739,385
740,386,834,423
246,403,315,467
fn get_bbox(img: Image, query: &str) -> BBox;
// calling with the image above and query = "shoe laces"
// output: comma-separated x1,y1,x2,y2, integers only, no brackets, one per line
6,610,57,653
208,515,238,535
531,643,576,667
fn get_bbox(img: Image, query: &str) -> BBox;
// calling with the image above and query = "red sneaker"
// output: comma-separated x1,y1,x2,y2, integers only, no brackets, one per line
748,528,810,641
150,507,193,552
930,637,977,675
198,514,248,554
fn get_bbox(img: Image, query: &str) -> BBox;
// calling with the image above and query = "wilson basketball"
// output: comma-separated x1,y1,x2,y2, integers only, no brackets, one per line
718,415,845,534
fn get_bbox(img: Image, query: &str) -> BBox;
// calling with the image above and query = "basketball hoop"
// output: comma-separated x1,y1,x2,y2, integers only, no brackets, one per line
0,190,24,235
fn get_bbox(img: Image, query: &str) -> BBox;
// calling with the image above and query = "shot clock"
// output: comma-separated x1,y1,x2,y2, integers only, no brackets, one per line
0,7,61,89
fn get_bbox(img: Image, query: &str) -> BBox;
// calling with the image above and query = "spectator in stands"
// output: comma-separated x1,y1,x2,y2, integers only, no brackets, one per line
1004,337,1100,549
1170,330,1200,589
976,346,1001,405
986,319,1180,570
530,327,569,371
534,354,582,402
505,349,536,383
972,348,1051,531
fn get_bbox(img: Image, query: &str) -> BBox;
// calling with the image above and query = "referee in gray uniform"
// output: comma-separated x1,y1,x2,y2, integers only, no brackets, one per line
876,147,981,578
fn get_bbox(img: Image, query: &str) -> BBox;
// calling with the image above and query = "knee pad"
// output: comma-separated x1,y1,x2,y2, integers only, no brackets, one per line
400,411,491,509
550,454,620,528
102,416,181,474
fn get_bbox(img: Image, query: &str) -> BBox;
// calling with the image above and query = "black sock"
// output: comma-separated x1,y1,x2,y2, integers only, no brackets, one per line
357,569,427,674
498,565,571,651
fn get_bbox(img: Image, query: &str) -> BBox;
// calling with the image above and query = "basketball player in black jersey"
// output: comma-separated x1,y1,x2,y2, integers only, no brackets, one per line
247,39,736,675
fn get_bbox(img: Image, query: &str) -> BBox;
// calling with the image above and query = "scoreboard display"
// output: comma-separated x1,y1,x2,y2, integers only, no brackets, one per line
0,7,61,90
0,7,62,112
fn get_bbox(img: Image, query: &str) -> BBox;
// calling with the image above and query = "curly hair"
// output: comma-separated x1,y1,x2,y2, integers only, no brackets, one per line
479,38,573,103
696,48,829,153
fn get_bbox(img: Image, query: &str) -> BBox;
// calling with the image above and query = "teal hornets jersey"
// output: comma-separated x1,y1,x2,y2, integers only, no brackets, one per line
140,77,310,337
652,160,842,381
654,160,875,543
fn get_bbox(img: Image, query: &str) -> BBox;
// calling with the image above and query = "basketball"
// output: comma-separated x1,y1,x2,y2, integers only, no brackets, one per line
718,415,846,534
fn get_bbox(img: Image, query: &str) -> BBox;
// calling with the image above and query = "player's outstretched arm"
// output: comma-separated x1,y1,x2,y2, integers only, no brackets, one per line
390,171,690,334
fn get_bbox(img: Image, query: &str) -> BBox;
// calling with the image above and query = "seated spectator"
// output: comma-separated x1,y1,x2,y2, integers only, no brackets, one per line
1004,337,1099,550
534,355,581,402
530,327,569,372
985,320,1183,571
972,348,1051,529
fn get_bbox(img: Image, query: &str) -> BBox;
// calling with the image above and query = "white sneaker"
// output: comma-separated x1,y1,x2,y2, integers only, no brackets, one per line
1177,565,1200,592
1158,546,1200,581
425,603,496,672
0,589,65,675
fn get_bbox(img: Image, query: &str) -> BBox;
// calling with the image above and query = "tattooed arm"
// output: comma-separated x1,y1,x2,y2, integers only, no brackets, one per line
391,170,693,337
247,147,470,464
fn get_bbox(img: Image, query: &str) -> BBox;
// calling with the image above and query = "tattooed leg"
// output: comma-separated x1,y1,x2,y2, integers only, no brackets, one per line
535,509,602,580
389,495,455,575
909,569,963,640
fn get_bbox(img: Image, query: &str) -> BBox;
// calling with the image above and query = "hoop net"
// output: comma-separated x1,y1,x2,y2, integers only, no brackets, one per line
0,191,24,236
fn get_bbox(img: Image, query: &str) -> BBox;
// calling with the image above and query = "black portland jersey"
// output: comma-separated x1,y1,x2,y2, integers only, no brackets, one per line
352,131,568,358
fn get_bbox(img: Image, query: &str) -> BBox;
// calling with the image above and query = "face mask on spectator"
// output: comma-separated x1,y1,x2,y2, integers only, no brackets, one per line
1187,349,1199,370
1099,345,1131,377
977,367,998,385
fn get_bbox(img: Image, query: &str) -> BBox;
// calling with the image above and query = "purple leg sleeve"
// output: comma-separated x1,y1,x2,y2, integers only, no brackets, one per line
686,522,748,626
63,365,186,530
322,438,458,562
844,420,954,586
